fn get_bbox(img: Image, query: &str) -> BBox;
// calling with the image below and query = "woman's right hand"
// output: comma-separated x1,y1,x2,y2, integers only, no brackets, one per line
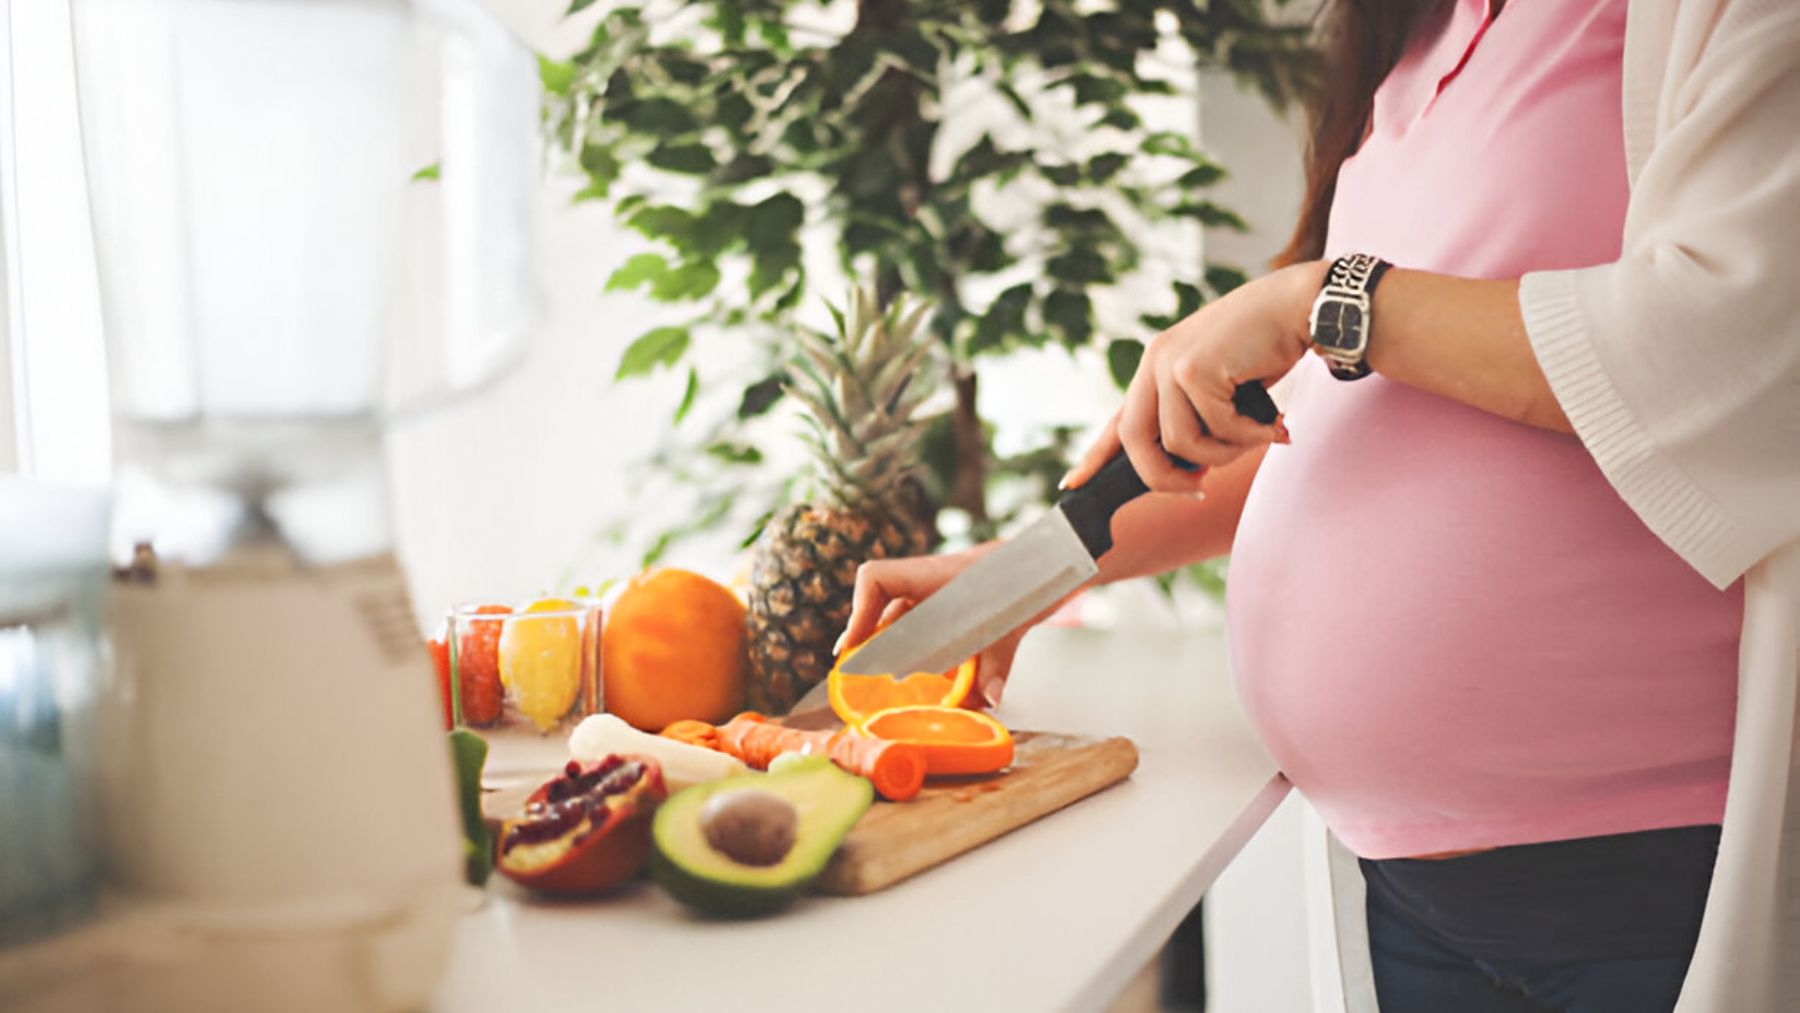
838,544,1036,709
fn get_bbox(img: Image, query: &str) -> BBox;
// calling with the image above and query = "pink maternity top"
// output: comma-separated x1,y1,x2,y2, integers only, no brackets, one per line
1226,0,1745,859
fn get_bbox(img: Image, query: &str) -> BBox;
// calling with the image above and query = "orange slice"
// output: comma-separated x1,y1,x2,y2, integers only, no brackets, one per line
855,705,1014,776
826,643,978,728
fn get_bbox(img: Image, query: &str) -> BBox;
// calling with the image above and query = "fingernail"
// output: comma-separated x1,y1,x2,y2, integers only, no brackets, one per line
1273,416,1292,445
831,631,847,656
1190,491,1208,502
1057,470,1075,490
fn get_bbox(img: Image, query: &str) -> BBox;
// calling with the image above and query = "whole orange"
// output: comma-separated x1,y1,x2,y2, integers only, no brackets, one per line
602,569,748,731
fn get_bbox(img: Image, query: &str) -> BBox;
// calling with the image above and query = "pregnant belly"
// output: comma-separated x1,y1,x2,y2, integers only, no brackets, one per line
1225,365,1740,856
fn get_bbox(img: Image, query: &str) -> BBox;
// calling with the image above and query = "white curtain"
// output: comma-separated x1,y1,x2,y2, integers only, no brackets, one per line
0,0,110,483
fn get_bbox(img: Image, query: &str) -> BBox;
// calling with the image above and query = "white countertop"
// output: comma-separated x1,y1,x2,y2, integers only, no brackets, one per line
433,625,1288,1013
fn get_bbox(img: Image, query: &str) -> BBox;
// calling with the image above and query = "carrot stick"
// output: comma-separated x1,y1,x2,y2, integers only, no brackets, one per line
660,719,723,751
712,714,925,802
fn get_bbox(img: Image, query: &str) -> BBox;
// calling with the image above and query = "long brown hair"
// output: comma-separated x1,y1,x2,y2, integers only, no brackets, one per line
1274,1,1447,267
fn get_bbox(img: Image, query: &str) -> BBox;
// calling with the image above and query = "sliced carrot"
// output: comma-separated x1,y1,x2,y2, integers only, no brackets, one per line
660,719,723,751
667,713,925,802
856,705,1014,776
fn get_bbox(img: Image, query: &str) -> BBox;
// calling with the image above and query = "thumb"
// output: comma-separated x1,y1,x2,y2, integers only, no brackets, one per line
976,628,1029,709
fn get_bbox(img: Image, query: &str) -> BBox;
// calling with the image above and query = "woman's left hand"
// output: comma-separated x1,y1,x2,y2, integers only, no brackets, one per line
1066,260,1325,495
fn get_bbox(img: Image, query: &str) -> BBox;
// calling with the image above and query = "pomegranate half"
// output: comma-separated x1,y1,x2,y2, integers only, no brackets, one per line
496,754,667,895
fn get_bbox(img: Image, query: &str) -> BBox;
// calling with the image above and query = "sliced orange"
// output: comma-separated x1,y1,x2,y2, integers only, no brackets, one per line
826,643,978,728
855,705,1014,776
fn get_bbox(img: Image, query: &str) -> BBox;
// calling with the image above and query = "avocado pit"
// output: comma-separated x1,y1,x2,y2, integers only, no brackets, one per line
699,788,799,866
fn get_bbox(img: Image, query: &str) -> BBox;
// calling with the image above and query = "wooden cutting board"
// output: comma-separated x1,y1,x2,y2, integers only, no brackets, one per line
480,719,1137,896
814,730,1137,894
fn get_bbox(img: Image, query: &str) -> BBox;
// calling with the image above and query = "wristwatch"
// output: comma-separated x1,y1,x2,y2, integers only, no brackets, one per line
1308,253,1392,380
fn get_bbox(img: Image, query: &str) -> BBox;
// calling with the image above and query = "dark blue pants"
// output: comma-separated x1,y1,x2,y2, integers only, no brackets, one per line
1361,825,1720,1013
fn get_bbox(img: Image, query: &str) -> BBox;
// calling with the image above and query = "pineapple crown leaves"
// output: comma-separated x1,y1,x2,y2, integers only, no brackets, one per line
782,283,938,508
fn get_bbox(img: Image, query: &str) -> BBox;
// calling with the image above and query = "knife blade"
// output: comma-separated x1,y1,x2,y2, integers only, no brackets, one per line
835,381,1278,678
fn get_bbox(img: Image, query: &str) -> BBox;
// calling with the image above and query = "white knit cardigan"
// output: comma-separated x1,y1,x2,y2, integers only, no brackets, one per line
1308,1,1800,1010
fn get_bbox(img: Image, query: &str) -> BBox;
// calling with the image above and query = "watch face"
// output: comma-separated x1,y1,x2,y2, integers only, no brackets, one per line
1315,301,1364,351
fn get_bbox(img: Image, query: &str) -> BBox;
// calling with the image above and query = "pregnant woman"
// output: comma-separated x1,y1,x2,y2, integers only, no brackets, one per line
840,1,1799,1010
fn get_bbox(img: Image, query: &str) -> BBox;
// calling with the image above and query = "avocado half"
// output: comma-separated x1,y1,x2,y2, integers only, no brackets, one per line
651,755,872,917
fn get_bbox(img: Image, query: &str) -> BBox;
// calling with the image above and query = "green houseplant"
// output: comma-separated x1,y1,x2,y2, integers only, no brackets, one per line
543,0,1317,568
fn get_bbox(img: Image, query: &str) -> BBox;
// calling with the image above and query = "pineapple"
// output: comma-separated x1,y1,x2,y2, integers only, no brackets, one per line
745,284,939,714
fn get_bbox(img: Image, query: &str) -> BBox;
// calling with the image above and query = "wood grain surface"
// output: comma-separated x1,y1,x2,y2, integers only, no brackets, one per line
815,731,1139,895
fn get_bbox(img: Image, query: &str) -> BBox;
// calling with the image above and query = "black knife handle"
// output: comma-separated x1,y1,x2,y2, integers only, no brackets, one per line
1061,380,1278,558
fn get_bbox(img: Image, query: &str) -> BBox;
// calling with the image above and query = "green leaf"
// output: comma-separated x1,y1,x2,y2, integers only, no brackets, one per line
737,374,786,418
1141,280,1207,332
674,366,699,424
710,6,746,45
1175,201,1249,231
715,92,755,132
657,54,708,86
746,192,804,247
1175,280,1206,316
1099,107,1142,131
705,441,764,465
538,54,576,96
1178,163,1227,188
568,0,598,12
1069,75,1126,107
1106,338,1144,390
970,282,1032,355
965,228,1010,272
615,326,690,379
1144,131,1202,160
1205,265,1249,296
618,97,699,136
626,205,700,250
756,19,791,53
605,252,669,293
953,134,1017,182
648,142,716,175
740,508,777,550
995,81,1034,121
1047,248,1112,286
578,141,618,174
713,152,774,186
641,530,674,568
1044,288,1094,347
411,162,440,182
748,243,801,299
651,262,721,301
1086,152,1129,183
1044,203,1115,233
845,220,894,258
976,0,1011,23
1039,162,1082,187
694,201,749,255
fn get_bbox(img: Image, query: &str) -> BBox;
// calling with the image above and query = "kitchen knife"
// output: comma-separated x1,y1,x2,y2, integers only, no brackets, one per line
835,381,1279,678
